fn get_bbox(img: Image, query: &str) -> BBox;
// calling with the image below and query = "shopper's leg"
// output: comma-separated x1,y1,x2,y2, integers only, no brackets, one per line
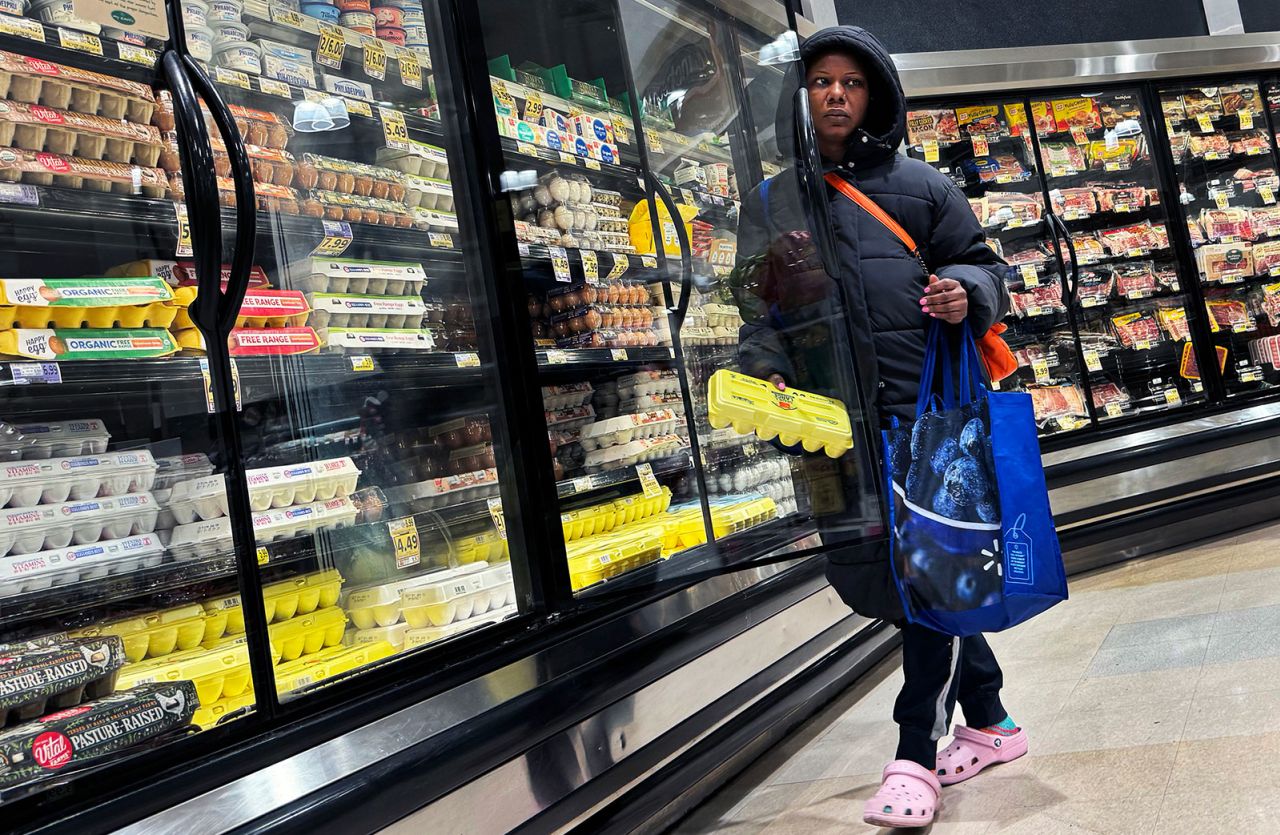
956,633,1007,729
894,622,963,769
936,635,1027,786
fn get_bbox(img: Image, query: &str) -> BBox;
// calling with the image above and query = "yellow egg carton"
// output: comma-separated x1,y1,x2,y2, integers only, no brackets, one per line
200,569,344,633
707,369,854,458
454,529,509,564
0,327,179,360
561,486,672,542
115,642,251,706
71,604,229,663
172,289,310,331
269,605,347,663
566,522,664,591
274,641,396,694
0,278,191,329
192,692,255,729
202,633,283,666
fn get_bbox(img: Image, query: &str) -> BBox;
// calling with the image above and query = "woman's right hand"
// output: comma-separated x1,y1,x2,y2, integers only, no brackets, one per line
768,374,787,391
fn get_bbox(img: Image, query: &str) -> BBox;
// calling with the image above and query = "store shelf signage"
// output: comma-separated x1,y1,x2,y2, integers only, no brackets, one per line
388,516,420,568
0,183,38,206
379,106,410,151
72,0,167,40
317,23,345,69
399,49,423,89
57,28,102,56
364,38,387,81
9,362,61,385
581,250,598,281
312,220,353,257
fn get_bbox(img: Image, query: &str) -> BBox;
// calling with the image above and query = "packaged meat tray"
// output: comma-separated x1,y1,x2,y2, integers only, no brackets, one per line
0,533,165,596
306,294,425,330
1115,262,1157,299
0,637,125,728
269,606,347,662
0,100,162,166
0,147,167,197
984,192,1042,226
158,475,227,527
1091,382,1132,417
1251,207,1280,240
1077,267,1115,306
0,277,179,329
1039,142,1087,176
0,492,159,558
13,420,108,460
380,467,499,509
0,681,197,789
961,154,1029,184
115,643,250,707
0,328,178,360
253,496,359,543
1094,185,1148,213
1157,305,1192,340
542,382,593,410
1197,243,1254,283
578,409,680,451
1206,298,1253,332
1051,187,1098,217
1011,284,1066,317
1111,311,1165,349
401,563,515,629
243,456,360,511
71,604,223,662
318,327,435,352
1027,384,1087,424
286,258,426,296
0,51,155,122
1199,208,1253,241
0,451,155,507
905,109,960,145
1182,87,1223,118
582,434,687,474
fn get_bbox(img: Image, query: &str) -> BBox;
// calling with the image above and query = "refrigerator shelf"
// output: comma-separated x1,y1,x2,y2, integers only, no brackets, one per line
536,345,674,370
556,451,691,500
223,206,464,261
0,184,177,235
0,15,160,79
517,243,664,283
500,136,640,183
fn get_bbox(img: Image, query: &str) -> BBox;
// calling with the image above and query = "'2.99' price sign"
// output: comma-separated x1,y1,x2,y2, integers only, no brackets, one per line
380,107,410,150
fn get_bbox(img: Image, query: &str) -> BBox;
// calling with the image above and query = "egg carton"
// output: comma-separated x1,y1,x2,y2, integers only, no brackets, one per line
545,405,595,432
375,141,449,179
116,641,251,707
0,637,125,729
172,289,310,331
401,562,514,629
560,486,672,541
381,467,499,510
192,692,255,730
159,516,232,561
0,492,159,558
243,456,360,511
541,381,593,410
152,453,214,490
578,409,680,451
341,569,471,630
285,257,427,296
269,605,347,663
319,327,437,352
412,208,459,234
403,603,518,649
619,392,685,415
707,369,854,458
700,303,743,329
583,434,687,474
401,173,453,211
157,474,227,529
71,603,229,662
345,621,411,651
0,146,168,197
306,293,426,329
201,569,343,634
0,450,156,507
0,50,156,123
0,99,162,166
0,532,165,597
616,370,680,400
254,495,359,543
12,419,110,459
274,641,396,694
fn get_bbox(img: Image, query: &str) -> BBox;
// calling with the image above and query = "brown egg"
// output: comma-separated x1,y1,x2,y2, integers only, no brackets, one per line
587,332,605,347
527,296,541,318
380,212,397,225
219,189,236,207
246,122,269,146
344,207,363,222
564,290,581,308
553,320,570,338
301,200,324,217
442,429,464,449
153,109,176,133
607,283,621,304
530,321,547,339
549,436,559,456
584,309,602,330
601,308,615,328
549,294,568,313
278,198,299,215
542,304,554,319
395,215,413,228
337,173,356,194
273,164,295,187
364,208,381,224
388,182,406,202
295,162,319,189
569,315,587,334
553,460,565,480
233,117,249,137
318,171,338,191
371,179,390,199
214,155,232,178
463,419,485,445
158,148,181,173
325,205,344,220
479,447,496,469
267,125,290,149
632,285,647,304
582,285,598,304
354,175,373,197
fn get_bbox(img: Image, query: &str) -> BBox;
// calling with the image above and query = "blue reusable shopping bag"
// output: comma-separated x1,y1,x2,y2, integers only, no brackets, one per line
883,323,1066,636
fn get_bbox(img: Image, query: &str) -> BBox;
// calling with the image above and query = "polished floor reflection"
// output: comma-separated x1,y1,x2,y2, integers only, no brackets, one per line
675,521,1280,834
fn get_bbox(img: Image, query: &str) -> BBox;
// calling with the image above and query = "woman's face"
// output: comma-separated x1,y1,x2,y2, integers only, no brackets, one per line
806,52,869,155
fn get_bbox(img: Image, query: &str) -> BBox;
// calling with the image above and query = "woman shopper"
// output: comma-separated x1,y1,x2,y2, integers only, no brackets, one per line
733,25,1025,829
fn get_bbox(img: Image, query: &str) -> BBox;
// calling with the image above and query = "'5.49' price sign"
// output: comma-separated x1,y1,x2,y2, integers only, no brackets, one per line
380,107,410,150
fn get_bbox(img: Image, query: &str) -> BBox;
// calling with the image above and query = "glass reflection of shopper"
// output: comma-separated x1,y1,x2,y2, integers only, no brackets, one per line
735,27,1021,828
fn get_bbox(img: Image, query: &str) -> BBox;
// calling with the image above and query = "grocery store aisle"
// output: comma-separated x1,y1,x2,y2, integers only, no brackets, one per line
674,521,1280,834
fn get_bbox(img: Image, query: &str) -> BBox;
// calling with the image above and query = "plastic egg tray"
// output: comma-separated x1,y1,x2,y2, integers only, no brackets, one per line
560,486,671,542
0,146,168,197
306,293,425,329
309,188,415,227
701,303,743,329
707,369,853,458
173,289,310,330
0,50,156,123
403,603,517,649
0,533,165,597
269,605,347,662
274,641,396,693
192,691,255,729
412,207,459,233
616,369,680,400
0,328,179,360
0,99,163,166
0,637,125,728
202,569,343,634
0,277,180,329
583,434,686,474
160,516,232,561
116,641,251,706
171,326,325,357
319,327,436,352
254,495,359,542
346,621,410,651
375,141,449,179
158,474,227,528
400,562,514,629
0,450,156,507
381,467,499,510
152,452,214,490
578,409,680,451
566,523,664,591
619,392,685,414
401,174,453,211
542,382,593,410
243,456,360,511
202,633,283,666
454,529,507,564
0,492,159,557
71,603,229,663
286,257,426,296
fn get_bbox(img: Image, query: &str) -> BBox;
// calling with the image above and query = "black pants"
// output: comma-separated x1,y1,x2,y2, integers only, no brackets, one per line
894,623,1007,769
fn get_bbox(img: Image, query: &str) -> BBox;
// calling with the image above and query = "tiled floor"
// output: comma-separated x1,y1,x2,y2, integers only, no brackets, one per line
675,521,1280,834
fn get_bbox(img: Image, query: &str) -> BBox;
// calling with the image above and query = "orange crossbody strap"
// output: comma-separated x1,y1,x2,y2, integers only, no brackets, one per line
824,171,919,252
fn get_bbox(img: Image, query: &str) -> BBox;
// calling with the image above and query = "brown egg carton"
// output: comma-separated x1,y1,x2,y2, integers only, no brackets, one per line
299,153,406,201
308,188,414,227
0,50,156,124
0,636,126,729
0,99,162,166
0,146,168,197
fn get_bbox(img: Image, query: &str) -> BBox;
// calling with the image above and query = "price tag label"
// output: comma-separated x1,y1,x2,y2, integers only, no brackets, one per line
1164,389,1182,406
641,255,658,269
58,27,101,55
346,98,373,117
259,77,292,98
197,358,214,413
995,173,1015,184
545,349,569,365
349,354,374,371
429,232,454,248
214,67,251,89
317,23,345,70
1071,126,1088,145
1213,190,1230,210
487,497,507,540
971,134,989,157
549,245,571,281
379,106,410,150
636,463,661,498
1233,321,1252,333
610,348,628,361
558,150,577,165
256,546,270,565
398,48,423,89
1104,161,1123,172
522,89,543,123
1085,349,1103,372
516,140,538,156
117,43,154,65
584,158,601,170
1197,113,1214,133
1262,185,1276,205
174,201,192,257
364,38,387,81
1026,305,1043,317
581,250,598,281
517,241,530,257
311,219,353,256
645,128,665,154
1239,108,1255,130
1020,263,1039,287
270,6,305,26
1105,402,1123,417
571,476,592,493
388,516,420,569
1241,368,1261,382
608,253,630,278
10,362,61,385
1032,357,1050,384
1136,339,1153,350
923,139,940,162
454,352,480,367
613,120,630,144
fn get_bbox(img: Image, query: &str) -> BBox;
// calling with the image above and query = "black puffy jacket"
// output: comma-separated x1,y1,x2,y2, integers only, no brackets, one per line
736,25,1010,426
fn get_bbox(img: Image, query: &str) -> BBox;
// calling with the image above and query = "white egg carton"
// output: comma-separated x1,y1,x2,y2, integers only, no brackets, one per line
619,392,685,414
616,370,679,401
0,532,165,597
402,174,454,211
319,327,437,352
545,405,595,432
243,456,360,511
345,621,411,651
160,516,232,561
0,450,156,507
583,434,686,474
404,603,518,649
12,419,110,459
254,495,358,542
341,569,467,630
152,453,215,491
159,474,228,528
382,467,499,510
0,492,159,557
306,294,426,330
375,141,449,179
541,382,594,410
578,409,680,451
701,303,743,329
286,258,427,296
401,562,514,629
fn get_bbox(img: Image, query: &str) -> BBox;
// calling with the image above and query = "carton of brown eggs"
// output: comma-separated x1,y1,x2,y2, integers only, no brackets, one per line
0,51,156,123
0,100,162,165
0,146,168,196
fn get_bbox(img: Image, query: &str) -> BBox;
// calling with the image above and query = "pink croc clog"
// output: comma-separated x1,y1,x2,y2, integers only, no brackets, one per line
936,724,1028,786
862,759,941,829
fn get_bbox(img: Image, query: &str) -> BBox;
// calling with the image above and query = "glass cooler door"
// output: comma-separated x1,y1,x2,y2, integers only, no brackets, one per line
472,1,884,596
181,0,522,704
0,11,255,812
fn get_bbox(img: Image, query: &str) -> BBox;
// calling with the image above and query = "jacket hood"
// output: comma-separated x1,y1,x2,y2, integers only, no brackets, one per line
788,25,906,164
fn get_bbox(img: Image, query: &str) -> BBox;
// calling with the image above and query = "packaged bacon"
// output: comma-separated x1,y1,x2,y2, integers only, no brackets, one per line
1100,223,1153,256
1148,223,1170,250
1206,297,1253,333
985,192,1042,226
1235,167,1279,193
1169,132,1190,164
1161,95,1187,122
1183,87,1223,118
1012,341,1049,370
1027,384,1087,424
1196,242,1254,283
1187,218,1206,247
1051,187,1097,217
968,197,988,226
1198,208,1253,241
1039,141,1087,175
1182,341,1230,379
1228,131,1270,157
1077,267,1115,306
1088,138,1142,170
1069,232,1106,263
1155,262,1181,293
1091,381,1131,415
1115,262,1157,299
905,109,960,146
1112,310,1164,348
1251,206,1280,239
1094,184,1147,212
1250,335,1280,369
0,147,167,198
1253,241,1280,277
1188,132,1231,159
1011,284,1065,317
1157,304,1192,341
961,154,1029,184
1004,245,1050,269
